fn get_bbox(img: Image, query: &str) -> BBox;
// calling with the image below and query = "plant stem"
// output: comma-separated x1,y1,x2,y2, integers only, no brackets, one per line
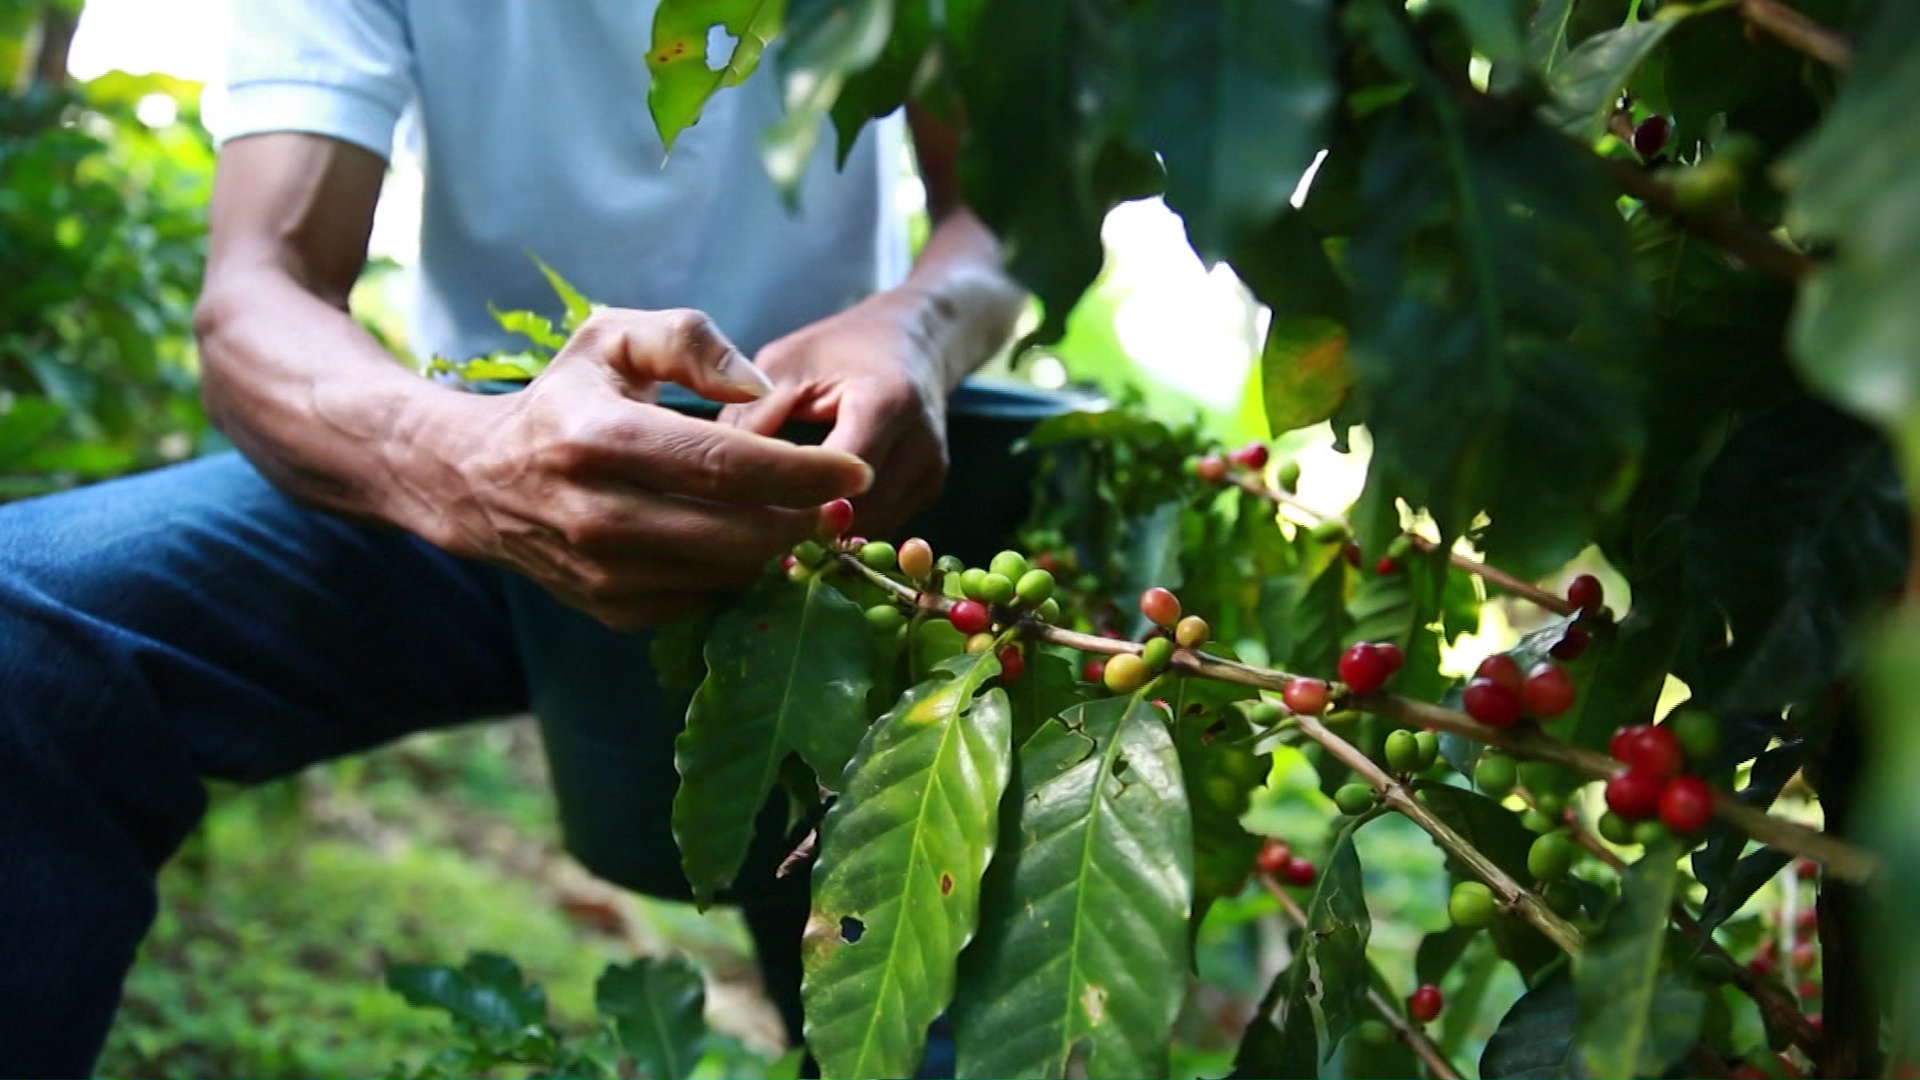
1601,157,1817,283
828,554,1881,883
1738,0,1852,69
1289,712,1586,954
1542,792,1823,1055
1231,476,1580,617
1259,876,1464,1080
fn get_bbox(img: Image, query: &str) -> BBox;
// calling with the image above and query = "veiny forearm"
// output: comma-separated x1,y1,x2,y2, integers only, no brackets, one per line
889,208,1027,391
194,269,468,537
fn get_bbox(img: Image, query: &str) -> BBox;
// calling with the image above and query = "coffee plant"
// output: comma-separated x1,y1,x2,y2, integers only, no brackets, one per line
409,0,1920,1077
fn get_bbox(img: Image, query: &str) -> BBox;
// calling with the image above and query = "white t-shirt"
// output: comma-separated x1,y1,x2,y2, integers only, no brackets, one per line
213,0,911,361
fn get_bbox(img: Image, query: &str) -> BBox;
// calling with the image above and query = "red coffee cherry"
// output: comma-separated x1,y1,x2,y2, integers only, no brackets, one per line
1521,662,1576,719
1463,678,1523,728
1140,586,1182,628
1475,653,1524,691
1281,855,1317,887
1605,767,1666,821
1283,678,1330,716
1408,984,1444,1024
819,498,855,537
1230,442,1270,470
1633,115,1672,159
1567,573,1604,613
948,600,990,635
997,644,1026,684
1611,724,1685,779
1658,774,1714,833
1195,454,1228,483
1256,838,1291,875
1338,641,1403,694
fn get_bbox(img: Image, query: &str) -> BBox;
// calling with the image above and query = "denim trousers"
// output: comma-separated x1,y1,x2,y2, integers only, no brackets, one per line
0,380,1074,1077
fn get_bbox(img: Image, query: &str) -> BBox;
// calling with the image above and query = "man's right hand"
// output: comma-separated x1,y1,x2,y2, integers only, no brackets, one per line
420,308,874,630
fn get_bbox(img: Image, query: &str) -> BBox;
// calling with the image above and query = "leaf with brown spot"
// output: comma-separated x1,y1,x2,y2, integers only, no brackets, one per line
952,696,1193,1079
646,0,788,151
802,651,1012,1080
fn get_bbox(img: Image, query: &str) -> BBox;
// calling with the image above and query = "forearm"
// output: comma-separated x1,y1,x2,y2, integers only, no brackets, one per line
194,270,467,537
884,208,1027,391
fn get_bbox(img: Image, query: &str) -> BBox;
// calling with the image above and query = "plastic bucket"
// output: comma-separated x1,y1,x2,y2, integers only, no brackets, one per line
497,378,1097,898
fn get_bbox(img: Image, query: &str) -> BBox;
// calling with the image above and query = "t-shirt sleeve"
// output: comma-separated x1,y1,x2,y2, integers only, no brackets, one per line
212,0,415,160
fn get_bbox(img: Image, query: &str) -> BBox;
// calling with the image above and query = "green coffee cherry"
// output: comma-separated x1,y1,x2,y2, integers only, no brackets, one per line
1277,459,1302,494
965,632,996,654
1015,568,1056,605
1633,820,1670,847
1386,534,1415,560
859,541,897,571
1412,731,1439,772
1142,636,1174,671
960,567,989,600
865,605,905,632
1532,790,1566,821
793,540,828,568
1665,708,1720,761
934,554,966,577
1521,809,1557,834
1597,812,1634,845
1474,752,1517,796
989,550,1029,582
1528,833,1575,881
1355,1019,1394,1047
1384,729,1419,773
980,572,1017,606
1037,597,1062,623
1334,783,1376,816
1449,881,1497,929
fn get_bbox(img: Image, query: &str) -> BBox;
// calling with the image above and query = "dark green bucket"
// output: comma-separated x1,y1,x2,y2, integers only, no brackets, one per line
495,377,1096,900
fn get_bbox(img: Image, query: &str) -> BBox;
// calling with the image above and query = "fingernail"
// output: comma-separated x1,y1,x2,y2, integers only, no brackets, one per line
714,351,774,399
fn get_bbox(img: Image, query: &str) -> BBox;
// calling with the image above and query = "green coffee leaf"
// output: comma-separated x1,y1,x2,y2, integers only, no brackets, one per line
673,573,877,905
953,697,1193,1079
1131,0,1336,261
1575,842,1706,1078
595,957,707,1078
802,652,1013,1080
646,0,786,151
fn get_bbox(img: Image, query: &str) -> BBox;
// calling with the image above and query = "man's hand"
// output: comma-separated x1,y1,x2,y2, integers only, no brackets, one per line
718,292,951,540
422,308,874,629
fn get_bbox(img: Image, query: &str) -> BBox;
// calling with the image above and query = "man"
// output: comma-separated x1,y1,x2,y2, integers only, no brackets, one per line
0,1,1032,1073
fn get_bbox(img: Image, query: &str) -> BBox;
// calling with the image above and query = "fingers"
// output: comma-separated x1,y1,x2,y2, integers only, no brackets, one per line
559,406,873,508
566,307,773,404
549,484,824,568
717,382,804,438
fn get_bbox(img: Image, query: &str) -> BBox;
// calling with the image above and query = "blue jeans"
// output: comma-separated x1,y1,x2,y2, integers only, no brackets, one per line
0,381,1073,1077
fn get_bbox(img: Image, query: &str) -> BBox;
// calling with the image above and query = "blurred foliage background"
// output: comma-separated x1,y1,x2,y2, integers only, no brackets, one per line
1,0,1811,1076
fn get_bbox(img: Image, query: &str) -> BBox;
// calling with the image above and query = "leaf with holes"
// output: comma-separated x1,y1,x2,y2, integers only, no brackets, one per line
1575,840,1706,1078
952,696,1193,1079
801,651,1012,1080
647,0,787,151
596,956,707,1078
1228,825,1371,1078
673,573,876,906
761,0,892,193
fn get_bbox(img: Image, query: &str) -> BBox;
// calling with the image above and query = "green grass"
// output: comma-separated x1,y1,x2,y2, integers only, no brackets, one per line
98,721,766,1079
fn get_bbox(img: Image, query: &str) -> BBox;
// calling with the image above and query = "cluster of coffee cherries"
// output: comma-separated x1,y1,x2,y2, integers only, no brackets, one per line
1192,440,1280,486
1599,712,1718,836
785,499,1063,684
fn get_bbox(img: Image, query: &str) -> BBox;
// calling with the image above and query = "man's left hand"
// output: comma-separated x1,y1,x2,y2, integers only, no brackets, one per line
719,290,951,539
